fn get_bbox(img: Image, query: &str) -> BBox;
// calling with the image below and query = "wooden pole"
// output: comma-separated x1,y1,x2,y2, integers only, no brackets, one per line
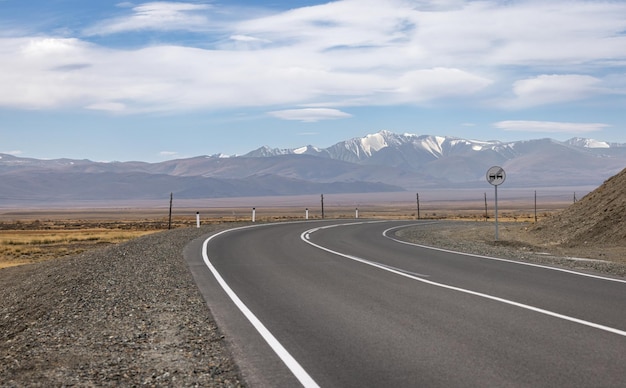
534,190,538,223
168,192,173,230
484,192,488,222
416,193,420,220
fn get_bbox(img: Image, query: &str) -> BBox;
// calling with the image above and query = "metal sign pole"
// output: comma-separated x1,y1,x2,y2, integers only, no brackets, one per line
495,185,499,241
486,166,506,242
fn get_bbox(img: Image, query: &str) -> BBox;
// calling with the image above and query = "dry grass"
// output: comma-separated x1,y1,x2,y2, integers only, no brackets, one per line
0,202,564,269
0,214,192,268
0,229,157,268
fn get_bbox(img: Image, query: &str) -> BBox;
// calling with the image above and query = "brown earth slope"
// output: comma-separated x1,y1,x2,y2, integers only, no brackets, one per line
531,166,626,247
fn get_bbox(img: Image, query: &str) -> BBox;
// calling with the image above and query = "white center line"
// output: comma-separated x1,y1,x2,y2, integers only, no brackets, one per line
301,222,626,337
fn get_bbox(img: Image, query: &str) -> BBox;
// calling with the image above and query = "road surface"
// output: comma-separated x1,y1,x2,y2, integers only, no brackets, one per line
185,220,626,387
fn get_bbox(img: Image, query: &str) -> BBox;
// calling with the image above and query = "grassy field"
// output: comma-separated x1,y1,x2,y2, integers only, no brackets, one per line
0,229,156,268
0,213,192,268
0,196,568,269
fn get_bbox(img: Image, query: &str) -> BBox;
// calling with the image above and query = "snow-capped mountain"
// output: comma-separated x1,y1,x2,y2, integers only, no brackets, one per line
239,131,626,187
244,131,625,177
246,131,518,162
565,137,611,149
1,131,625,203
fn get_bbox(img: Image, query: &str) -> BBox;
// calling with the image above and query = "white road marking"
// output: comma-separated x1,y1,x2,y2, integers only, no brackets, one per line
382,224,626,284
301,222,626,337
202,226,320,388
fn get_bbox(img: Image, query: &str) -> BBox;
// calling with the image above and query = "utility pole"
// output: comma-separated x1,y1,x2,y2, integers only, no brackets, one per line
484,192,488,222
416,193,420,220
321,194,325,219
534,190,538,223
168,192,173,230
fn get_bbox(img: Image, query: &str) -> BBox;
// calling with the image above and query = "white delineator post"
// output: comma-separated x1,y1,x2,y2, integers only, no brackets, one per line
355,208,359,219
252,207,256,223
196,212,200,228
305,208,309,220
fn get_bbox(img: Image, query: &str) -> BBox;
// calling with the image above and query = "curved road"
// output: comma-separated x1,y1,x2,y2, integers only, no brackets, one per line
185,220,626,387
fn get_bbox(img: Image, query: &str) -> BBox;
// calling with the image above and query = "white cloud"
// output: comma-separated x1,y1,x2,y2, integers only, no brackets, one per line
86,102,127,112
230,35,271,43
394,68,492,102
494,120,609,134
268,108,352,122
159,151,178,156
0,1,625,113
503,74,604,108
84,2,213,35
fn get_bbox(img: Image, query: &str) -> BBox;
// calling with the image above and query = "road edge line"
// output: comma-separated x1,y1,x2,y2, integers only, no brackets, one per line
202,226,320,388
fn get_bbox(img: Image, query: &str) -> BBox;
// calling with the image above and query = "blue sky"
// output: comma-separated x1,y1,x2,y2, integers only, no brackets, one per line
1,0,625,162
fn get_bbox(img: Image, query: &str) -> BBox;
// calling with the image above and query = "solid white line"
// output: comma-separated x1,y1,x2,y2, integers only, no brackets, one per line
382,224,626,284
301,222,626,337
202,225,320,388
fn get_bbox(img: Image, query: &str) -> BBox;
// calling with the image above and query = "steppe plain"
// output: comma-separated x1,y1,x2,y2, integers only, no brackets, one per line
0,188,596,268
1,185,625,386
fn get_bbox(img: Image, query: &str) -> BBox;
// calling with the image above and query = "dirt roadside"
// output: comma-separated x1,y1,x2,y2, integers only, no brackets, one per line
396,220,625,278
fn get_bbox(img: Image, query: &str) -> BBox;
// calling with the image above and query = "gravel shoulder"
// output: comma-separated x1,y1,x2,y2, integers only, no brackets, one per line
395,220,626,278
2,220,624,387
1,224,247,387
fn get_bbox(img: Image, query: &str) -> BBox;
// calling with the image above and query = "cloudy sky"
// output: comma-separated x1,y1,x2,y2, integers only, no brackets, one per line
1,0,625,162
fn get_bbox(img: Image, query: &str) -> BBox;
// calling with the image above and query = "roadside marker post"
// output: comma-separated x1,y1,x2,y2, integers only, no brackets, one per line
252,207,256,223
416,192,420,220
196,212,200,228
486,166,506,241
305,208,309,220
168,192,173,230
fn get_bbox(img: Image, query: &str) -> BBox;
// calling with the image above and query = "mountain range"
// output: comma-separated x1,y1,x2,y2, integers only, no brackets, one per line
1,131,625,204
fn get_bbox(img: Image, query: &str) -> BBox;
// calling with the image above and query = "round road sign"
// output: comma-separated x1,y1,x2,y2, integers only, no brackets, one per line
486,166,506,186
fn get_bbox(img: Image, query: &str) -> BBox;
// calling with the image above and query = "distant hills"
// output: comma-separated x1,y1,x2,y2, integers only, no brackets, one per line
1,131,625,204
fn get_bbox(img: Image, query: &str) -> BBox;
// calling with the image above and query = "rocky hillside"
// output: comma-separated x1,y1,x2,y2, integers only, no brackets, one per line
532,167,626,247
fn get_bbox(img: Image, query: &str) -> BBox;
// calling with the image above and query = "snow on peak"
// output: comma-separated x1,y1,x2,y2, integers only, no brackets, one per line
360,132,389,156
419,135,446,157
293,145,321,154
568,137,610,149
293,146,308,154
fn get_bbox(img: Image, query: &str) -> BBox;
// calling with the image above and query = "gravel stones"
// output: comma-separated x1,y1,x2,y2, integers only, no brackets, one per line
395,221,626,278
0,225,246,387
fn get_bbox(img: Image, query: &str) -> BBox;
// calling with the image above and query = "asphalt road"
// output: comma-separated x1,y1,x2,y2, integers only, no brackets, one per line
186,220,626,387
